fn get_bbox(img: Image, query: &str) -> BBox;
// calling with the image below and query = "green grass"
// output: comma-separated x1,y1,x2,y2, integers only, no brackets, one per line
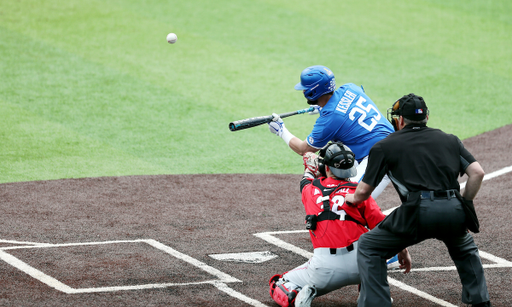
1,0,511,183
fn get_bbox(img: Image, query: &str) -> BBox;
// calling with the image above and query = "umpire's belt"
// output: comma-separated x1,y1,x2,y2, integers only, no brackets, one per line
420,190,457,200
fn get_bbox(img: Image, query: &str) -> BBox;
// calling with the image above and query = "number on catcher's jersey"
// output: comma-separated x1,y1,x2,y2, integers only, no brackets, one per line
331,195,346,215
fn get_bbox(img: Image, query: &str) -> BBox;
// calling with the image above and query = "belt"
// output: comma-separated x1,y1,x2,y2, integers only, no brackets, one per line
330,243,354,255
420,190,457,200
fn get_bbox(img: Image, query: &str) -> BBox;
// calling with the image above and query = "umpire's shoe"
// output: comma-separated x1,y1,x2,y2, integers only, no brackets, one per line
471,302,492,307
295,285,316,307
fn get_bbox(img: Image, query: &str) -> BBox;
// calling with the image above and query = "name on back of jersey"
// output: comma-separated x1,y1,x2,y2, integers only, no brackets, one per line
335,90,357,114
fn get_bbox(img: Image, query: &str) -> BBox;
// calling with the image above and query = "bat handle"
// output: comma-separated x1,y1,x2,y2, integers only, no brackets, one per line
297,106,315,114
280,106,315,119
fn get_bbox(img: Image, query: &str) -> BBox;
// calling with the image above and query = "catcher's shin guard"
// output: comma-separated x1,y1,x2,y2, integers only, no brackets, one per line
269,274,298,307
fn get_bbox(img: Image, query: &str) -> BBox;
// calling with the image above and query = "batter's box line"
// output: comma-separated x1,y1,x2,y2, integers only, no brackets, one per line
0,239,238,292
0,239,53,247
0,239,270,306
388,250,512,273
254,230,512,268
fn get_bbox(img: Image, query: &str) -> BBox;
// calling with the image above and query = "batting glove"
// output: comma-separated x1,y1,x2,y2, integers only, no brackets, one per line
308,105,322,115
268,113,285,137
268,113,296,146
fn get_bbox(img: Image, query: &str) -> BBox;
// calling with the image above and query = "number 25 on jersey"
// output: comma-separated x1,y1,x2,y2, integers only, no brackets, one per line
349,97,381,132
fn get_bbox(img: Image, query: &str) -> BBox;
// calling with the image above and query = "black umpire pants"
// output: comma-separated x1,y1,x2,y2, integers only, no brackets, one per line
356,196,490,307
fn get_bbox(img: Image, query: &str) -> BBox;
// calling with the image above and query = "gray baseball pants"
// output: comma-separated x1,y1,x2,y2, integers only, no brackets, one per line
283,242,361,296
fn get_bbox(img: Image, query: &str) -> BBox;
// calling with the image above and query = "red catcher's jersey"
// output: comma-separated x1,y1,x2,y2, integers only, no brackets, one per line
301,177,385,249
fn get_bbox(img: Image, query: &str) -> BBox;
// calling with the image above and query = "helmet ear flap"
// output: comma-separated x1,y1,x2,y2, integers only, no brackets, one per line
317,142,332,177
318,158,326,177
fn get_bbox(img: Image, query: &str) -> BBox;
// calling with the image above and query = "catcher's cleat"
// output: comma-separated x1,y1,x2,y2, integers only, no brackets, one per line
295,285,316,307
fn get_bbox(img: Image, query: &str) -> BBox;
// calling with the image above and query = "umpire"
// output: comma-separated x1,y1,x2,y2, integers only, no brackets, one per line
345,93,491,307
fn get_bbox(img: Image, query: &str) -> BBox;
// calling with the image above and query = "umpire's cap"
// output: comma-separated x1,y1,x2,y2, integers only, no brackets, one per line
395,93,429,121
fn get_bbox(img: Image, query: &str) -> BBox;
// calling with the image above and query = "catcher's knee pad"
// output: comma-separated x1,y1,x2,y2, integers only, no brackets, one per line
269,274,298,307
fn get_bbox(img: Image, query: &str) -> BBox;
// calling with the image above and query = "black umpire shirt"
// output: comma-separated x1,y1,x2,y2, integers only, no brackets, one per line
362,123,477,203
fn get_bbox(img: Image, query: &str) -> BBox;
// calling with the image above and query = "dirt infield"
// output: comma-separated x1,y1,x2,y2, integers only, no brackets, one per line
1,124,511,307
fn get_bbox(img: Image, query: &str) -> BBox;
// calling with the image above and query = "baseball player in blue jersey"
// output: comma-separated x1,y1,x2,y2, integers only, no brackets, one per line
269,65,394,198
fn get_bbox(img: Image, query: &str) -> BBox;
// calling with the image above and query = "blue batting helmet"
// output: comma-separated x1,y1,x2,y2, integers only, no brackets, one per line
294,65,336,102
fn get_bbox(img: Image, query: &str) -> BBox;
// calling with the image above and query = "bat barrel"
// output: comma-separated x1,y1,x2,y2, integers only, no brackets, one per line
228,115,272,131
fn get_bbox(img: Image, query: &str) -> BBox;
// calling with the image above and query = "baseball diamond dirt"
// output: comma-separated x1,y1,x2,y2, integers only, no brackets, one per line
1,124,511,307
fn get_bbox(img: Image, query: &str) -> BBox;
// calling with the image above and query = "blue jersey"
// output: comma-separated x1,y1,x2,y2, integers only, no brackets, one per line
306,83,394,162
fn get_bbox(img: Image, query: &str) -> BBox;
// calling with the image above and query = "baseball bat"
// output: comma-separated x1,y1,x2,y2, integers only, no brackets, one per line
229,106,315,132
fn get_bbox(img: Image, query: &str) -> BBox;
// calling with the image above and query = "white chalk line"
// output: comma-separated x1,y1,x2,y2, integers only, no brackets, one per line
0,249,75,292
387,279,458,307
389,249,512,273
0,239,52,247
254,230,313,259
213,281,269,307
0,239,146,250
390,250,512,273
0,239,268,307
460,164,512,190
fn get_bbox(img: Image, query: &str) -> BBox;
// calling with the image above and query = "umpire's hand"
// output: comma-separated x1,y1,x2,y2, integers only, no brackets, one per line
398,248,412,274
344,193,357,207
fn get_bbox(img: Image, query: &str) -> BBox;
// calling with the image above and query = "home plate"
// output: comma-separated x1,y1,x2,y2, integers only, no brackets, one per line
209,251,278,263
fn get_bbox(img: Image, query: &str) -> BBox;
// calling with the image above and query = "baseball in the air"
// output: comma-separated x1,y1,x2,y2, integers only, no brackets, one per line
166,33,177,44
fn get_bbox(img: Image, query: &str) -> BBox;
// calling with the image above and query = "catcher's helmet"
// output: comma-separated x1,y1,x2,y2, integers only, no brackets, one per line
294,65,336,103
318,142,357,179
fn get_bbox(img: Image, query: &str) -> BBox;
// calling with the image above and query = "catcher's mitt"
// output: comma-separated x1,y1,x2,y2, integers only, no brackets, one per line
303,152,321,177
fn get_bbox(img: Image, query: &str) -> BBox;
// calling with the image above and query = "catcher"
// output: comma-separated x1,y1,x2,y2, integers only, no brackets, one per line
268,142,410,307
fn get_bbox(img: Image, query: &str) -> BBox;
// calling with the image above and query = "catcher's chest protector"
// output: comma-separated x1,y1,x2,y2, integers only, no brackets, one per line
309,179,364,226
